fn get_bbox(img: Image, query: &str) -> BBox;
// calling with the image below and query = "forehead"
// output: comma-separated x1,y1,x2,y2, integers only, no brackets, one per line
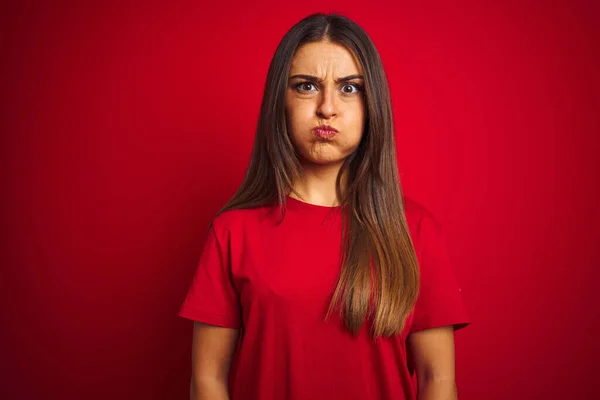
289,41,363,76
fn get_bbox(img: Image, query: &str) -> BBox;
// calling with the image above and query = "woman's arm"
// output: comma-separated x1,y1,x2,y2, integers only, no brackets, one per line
407,326,458,400
190,322,240,400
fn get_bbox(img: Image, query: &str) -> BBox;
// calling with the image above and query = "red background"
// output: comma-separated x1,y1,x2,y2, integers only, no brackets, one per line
2,1,599,399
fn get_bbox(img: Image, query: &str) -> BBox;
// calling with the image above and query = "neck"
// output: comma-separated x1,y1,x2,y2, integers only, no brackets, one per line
289,160,348,207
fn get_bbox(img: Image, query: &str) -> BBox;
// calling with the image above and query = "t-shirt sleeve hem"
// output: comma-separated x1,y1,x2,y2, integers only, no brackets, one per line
179,306,241,329
410,317,471,334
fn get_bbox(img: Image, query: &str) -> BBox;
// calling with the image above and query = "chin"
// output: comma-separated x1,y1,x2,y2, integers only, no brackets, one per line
298,145,354,166
305,155,347,166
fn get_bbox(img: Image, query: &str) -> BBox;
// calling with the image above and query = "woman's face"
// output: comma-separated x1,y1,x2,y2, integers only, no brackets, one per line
285,41,366,166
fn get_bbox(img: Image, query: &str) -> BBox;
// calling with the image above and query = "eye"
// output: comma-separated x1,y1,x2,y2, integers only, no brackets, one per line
341,83,362,95
294,82,317,92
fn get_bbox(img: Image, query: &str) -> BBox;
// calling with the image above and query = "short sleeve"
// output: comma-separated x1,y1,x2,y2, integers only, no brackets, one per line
409,211,470,333
178,221,242,329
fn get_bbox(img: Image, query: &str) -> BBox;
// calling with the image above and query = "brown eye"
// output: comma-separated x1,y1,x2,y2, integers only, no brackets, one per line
341,83,361,94
295,82,316,92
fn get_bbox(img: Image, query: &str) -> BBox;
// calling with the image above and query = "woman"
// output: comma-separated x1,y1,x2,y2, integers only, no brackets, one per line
180,13,470,400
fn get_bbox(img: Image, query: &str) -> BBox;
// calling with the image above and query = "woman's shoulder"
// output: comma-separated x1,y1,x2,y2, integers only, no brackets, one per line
210,203,277,235
404,195,432,223
403,195,444,242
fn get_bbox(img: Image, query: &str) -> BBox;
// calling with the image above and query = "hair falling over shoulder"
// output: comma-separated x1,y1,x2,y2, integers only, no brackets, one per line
216,13,419,338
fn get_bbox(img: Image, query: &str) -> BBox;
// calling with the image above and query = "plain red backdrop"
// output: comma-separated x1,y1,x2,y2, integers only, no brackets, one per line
2,0,599,399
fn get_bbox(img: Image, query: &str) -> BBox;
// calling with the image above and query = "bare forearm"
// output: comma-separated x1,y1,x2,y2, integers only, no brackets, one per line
417,379,458,400
191,378,230,400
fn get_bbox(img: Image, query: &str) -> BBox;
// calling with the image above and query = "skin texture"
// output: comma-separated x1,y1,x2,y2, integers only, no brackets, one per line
190,322,239,400
285,40,366,206
408,326,459,399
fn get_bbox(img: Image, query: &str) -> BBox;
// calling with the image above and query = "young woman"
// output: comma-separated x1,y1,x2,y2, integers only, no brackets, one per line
180,13,470,400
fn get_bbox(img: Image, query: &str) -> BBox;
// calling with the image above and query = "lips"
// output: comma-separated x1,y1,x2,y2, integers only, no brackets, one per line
313,125,339,139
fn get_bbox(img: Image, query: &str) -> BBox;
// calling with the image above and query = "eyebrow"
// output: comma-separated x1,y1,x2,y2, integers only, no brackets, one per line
288,74,365,83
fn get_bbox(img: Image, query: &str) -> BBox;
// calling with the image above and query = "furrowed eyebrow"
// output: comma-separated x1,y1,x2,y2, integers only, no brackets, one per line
288,74,364,83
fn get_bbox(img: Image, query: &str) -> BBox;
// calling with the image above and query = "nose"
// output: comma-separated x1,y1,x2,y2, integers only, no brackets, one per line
316,85,338,119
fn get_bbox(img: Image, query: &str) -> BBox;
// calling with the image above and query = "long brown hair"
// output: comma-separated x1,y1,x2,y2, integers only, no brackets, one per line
216,13,419,338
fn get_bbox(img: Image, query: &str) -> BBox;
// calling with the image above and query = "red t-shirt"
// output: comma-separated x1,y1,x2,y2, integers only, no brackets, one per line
179,195,470,399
